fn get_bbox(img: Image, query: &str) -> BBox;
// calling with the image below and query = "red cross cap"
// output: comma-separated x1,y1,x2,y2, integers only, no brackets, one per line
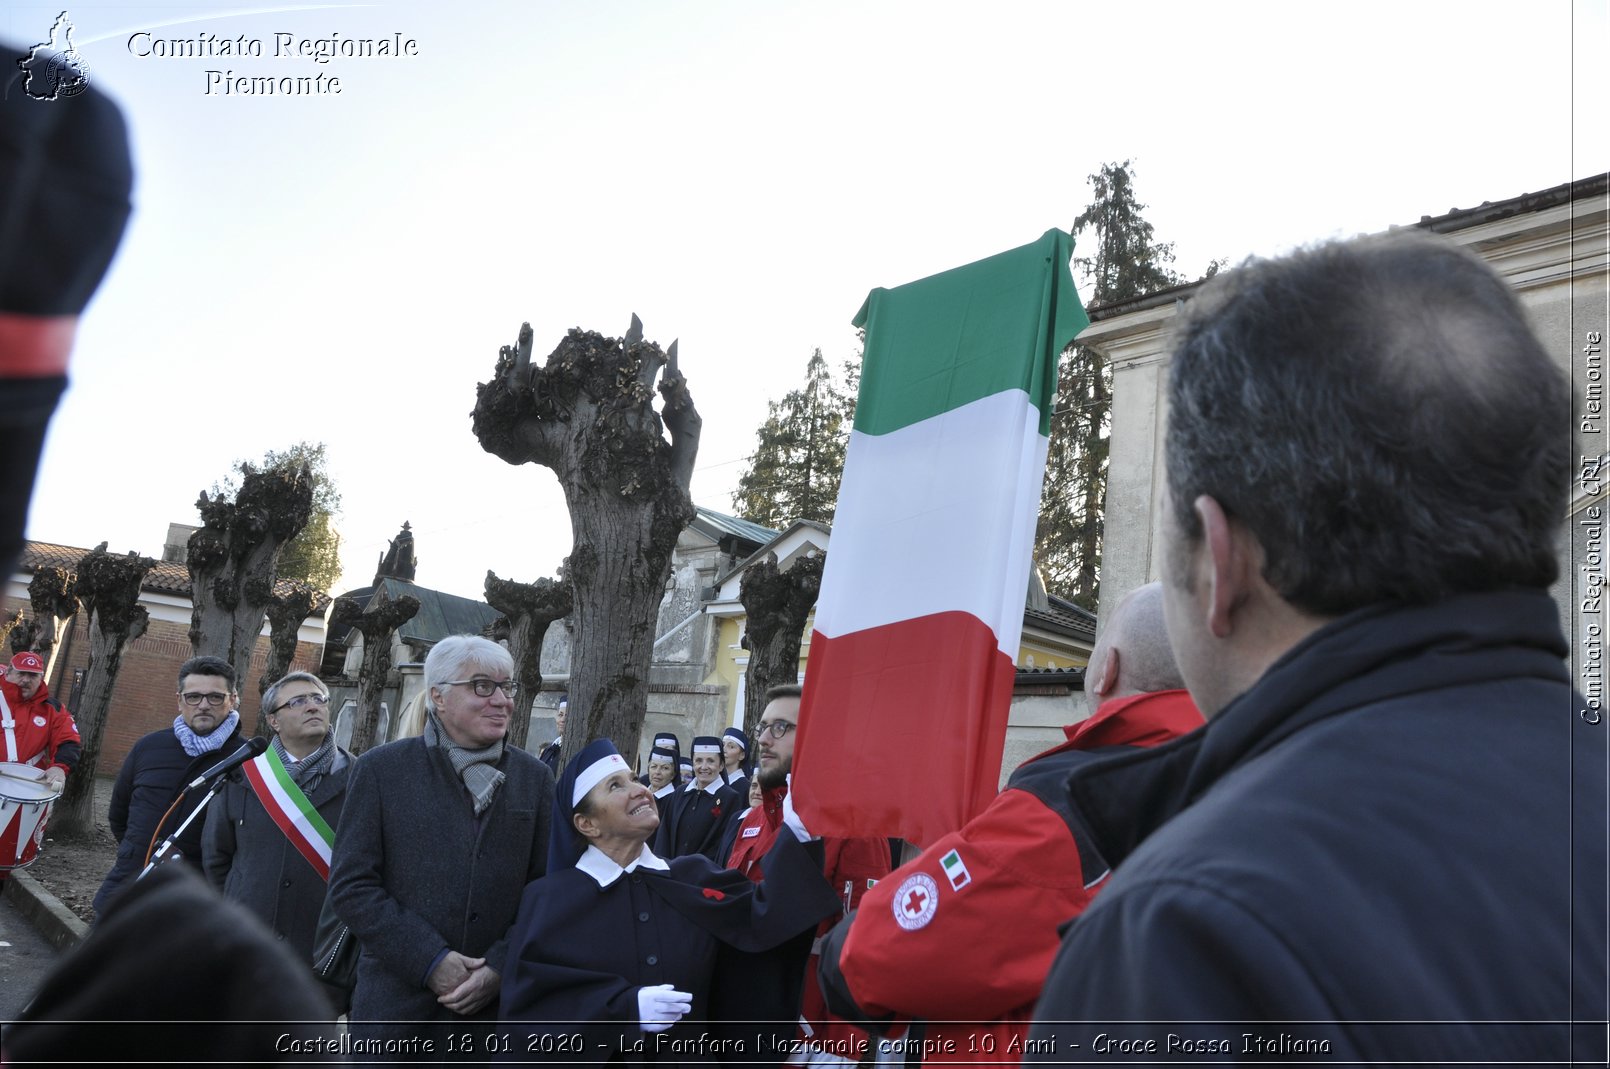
892,872,939,931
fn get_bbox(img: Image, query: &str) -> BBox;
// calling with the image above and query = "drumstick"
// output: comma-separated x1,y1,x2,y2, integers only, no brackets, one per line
0,766,56,791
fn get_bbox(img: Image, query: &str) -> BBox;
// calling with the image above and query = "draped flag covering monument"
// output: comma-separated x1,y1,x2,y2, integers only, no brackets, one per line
792,229,1090,846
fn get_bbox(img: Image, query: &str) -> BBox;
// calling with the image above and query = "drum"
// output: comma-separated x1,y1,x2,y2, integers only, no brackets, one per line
0,761,59,870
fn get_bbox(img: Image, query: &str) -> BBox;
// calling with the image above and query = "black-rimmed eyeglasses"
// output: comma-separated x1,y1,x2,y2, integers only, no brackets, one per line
180,691,231,707
757,720,797,739
442,678,519,698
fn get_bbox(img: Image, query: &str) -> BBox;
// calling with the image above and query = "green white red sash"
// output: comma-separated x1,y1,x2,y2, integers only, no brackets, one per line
242,747,335,881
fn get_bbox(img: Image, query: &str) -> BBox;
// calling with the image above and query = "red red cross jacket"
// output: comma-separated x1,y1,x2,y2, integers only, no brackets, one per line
819,689,1202,1064
0,676,81,774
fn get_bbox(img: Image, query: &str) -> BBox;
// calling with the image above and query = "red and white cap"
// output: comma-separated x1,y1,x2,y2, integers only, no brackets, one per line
10,651,44,674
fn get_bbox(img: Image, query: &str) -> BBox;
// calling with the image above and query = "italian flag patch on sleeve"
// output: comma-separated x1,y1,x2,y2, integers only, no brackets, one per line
940,848,971,891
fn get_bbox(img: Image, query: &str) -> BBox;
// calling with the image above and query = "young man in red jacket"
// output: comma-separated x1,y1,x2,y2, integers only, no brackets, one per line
817,582,1201,1064
726,683,891,1064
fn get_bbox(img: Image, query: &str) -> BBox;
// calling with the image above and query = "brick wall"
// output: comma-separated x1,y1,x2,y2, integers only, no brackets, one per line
4,597,321,779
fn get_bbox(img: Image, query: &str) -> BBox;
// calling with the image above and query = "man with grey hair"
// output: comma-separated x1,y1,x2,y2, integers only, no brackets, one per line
1030,233,1606,1062
818,583,1200,1063
203,671,350,971
329,634,553,1047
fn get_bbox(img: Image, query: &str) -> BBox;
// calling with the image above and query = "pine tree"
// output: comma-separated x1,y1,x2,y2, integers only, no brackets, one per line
1038,161,1183,609
732,349,855,528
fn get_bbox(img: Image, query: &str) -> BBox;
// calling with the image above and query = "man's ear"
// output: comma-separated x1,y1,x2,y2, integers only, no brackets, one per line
1088,646,1120,700
1195,494,1255,640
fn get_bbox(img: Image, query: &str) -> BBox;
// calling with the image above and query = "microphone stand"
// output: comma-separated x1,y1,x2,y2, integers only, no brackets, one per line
134,774,230,884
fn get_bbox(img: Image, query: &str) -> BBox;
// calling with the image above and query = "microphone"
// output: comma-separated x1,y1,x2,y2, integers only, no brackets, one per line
186,737,269,790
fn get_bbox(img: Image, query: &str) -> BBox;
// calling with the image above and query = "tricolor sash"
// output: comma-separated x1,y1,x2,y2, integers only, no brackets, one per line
242,747,335,881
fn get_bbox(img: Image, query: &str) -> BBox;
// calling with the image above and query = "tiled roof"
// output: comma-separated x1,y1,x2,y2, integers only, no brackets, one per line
17,540,332,609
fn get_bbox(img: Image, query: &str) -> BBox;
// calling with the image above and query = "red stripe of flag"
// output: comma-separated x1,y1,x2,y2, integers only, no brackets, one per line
792,611,1016,846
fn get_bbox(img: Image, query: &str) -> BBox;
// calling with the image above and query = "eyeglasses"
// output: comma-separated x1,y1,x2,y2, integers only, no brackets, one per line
180,691,231,707
442,678,519,698
270,692,330,714
757,719,797,739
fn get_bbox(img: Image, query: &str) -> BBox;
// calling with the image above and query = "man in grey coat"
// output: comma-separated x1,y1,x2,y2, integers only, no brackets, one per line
203,671,350,966
329,635,553,1049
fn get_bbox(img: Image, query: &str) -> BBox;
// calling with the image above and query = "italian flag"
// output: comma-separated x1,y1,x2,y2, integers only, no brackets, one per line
792,229,1088,846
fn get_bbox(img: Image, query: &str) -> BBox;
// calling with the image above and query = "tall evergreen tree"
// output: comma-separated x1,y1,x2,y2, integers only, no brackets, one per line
1037,161,1182,609
731,348,855,528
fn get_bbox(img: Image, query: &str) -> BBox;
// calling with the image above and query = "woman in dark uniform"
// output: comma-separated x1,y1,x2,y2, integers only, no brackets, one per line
499,740,838,1064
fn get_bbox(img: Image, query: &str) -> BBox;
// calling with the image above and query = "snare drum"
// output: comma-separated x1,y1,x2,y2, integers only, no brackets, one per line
0,761,59,870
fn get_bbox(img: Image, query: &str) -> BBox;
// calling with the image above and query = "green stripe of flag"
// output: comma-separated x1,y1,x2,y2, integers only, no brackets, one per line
849,228,1088,438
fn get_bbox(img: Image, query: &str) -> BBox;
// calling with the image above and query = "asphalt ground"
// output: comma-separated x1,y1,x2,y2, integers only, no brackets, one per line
0,876,62,1019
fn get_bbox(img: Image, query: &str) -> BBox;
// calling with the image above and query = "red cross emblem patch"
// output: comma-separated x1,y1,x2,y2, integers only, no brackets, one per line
892,872,939,931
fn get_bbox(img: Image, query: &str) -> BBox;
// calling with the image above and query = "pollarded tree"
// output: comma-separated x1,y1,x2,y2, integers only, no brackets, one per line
484,567,573,751
216,441,343,593
334,586,420,754
732,349,855,529
1038,160,1183,608
738,551,824,734
254,582,321,735
472,316,700,762
188,461,314,687
8,567,79,676
50,544,154,839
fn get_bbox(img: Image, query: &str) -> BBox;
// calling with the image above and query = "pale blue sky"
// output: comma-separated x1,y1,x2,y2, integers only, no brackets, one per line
7,0,1605,600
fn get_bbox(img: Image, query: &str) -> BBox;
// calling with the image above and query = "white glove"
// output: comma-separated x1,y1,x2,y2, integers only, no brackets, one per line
637,984,692,1033
781,773,818,842
42,767,66,792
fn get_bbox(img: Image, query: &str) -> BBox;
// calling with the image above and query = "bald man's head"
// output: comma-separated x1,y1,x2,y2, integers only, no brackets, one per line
1086,582,1185,705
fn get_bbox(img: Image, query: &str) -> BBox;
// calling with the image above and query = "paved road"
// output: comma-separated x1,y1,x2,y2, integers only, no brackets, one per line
0,885,59,1019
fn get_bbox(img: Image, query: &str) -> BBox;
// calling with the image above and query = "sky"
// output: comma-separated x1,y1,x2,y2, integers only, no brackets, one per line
6,0,1607,603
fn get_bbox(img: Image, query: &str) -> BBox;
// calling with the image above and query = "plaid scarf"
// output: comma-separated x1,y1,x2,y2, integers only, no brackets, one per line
423,712,504,815
172,710,240,758
272,730,337,792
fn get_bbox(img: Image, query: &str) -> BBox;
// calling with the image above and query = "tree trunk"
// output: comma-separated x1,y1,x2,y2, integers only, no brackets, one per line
333,589,419,753
8,567,80,676
485,569,572,751
253,583,319,735
187,462,314,686
50,545,154,839
472,317,700,761
738,552,824,734
0,609,24,656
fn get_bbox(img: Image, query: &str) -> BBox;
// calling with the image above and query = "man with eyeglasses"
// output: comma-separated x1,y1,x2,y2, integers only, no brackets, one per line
202,671,351,977
329,634,553,1048
719,683,891,1063
95,655,245,916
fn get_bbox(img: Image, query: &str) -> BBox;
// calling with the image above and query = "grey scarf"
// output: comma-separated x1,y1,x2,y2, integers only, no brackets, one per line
423,712,504,815
273,731,336,792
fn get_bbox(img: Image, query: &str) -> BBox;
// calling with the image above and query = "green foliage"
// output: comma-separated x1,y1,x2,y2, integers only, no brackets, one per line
731,349,856,530
218,441,344,592
1038,161,1182,609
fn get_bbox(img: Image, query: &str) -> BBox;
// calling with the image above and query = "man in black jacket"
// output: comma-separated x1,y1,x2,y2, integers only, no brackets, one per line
1030,233,1606,1064
94,655,245,917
